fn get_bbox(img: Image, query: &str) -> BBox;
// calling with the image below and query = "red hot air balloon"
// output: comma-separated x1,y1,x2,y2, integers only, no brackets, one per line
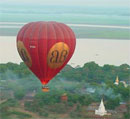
17,21,76,91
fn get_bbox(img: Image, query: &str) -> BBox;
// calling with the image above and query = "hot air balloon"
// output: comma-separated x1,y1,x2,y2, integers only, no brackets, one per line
17,21,76,92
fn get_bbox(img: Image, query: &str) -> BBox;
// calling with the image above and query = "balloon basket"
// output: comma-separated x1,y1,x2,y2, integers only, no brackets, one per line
42,86,49,92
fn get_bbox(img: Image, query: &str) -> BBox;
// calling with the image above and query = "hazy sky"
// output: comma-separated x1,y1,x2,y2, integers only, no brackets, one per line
0,0,130,7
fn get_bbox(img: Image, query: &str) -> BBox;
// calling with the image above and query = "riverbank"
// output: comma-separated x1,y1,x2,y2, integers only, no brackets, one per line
0,36,129,66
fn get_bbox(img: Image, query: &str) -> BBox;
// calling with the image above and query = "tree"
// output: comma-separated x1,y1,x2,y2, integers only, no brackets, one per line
14,89,25,100
124,103,130,119
106,97,120,109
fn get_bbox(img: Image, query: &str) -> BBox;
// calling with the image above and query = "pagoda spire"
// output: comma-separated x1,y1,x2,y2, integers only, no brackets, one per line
114,76,119,85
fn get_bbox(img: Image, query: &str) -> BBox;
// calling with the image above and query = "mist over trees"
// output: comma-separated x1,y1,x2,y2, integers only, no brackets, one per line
0,61,129,82
0,62,130,119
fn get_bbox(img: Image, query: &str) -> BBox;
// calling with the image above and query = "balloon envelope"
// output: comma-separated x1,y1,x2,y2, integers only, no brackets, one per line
17,21,76,85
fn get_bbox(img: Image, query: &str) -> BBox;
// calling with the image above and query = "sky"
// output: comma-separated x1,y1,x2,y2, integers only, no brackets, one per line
0,0,130,7
0,36,129,67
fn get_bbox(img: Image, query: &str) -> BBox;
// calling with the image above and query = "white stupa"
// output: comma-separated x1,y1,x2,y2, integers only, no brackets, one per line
95,99,107,116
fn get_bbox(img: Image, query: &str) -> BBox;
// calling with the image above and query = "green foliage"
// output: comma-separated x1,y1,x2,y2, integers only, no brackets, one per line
0,98,18,118
14,89,25,100
0,99,18,109
0,111,32,119
70,111,82,118
124,112,130,119
113,84,130,101
0,61,130,118
49,103,69,114
11,111,32,119
106,97,120,109
0,103,10,114
0,62,129,84
124,103,130,119
0,62,32,80
76,103,82,111
61,62,130,84
34,91,61,105
39,112,49,117
67,94,93,106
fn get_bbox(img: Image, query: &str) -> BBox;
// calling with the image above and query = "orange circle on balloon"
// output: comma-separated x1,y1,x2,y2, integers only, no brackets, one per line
17,41,32,67
47,42,69,69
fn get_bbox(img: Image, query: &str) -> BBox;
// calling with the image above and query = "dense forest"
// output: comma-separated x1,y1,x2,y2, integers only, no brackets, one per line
0,62,130,119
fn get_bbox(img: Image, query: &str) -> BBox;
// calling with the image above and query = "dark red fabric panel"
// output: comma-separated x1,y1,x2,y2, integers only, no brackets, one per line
29,23,43,79
39,23,48,81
